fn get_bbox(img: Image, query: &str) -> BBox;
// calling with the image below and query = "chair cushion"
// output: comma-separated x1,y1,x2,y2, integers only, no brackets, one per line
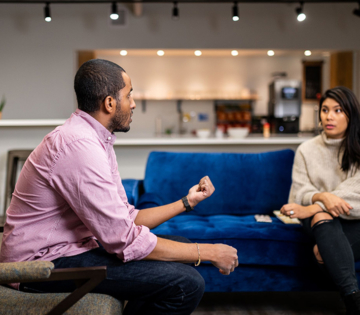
143,150,294,216
151,214,314,267
0,285,123,315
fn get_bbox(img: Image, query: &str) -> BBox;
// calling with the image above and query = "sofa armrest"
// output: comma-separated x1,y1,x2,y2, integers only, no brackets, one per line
122,179,144,207
0,261,54,284
136,192,165,209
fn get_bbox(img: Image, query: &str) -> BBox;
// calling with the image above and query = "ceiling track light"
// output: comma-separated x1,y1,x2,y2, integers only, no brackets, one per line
296,2,306,22
232,2,239,22
110,2,119,20
172,2,179,20
44,2,51,22
353,1,360,17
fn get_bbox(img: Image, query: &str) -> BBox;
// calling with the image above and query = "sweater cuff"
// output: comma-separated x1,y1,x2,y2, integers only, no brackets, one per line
303,192,318,206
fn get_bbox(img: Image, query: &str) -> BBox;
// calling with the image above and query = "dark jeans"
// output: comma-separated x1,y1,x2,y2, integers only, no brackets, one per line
21,235,205,315
302,215,360,296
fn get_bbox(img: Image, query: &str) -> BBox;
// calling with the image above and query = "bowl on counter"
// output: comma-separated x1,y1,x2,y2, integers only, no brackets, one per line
227,127,249,138
196,129,211,138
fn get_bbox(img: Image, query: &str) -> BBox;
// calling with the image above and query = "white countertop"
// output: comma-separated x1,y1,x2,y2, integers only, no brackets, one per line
113,134,314,146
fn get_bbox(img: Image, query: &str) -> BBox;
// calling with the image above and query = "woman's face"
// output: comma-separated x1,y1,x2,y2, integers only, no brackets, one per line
320,98,349,139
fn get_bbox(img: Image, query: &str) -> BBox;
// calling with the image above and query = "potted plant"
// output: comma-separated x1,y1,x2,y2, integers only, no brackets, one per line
0,96,5,119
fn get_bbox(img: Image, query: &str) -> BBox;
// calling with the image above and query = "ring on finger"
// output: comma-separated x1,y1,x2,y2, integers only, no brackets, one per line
290,210,294,215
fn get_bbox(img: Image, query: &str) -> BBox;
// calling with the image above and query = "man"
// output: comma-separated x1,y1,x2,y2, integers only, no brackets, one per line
0,59,238,315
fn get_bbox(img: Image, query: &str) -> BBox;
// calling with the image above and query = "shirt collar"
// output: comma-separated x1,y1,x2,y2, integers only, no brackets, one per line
74,109,117,145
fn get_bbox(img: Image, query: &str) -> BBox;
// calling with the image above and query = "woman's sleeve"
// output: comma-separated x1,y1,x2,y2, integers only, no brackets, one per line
289,148,322,206
330,170,360,218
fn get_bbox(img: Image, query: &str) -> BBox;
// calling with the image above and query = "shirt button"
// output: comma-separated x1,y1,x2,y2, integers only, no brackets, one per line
107,136,111,140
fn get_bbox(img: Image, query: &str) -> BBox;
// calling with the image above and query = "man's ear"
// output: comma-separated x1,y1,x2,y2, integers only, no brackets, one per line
103,96,115,114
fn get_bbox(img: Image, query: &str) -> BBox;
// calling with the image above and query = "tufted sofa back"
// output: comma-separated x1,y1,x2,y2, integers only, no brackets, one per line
142,150,295,216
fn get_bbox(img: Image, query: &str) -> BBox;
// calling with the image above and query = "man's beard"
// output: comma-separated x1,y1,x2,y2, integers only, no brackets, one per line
110,100,131,133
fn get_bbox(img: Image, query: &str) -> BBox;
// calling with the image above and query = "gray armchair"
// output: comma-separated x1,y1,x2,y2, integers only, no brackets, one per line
0,260,123,315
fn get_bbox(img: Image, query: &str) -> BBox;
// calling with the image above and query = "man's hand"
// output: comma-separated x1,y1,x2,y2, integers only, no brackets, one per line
210,244,238,275
187,176,215,208
313,192,352,217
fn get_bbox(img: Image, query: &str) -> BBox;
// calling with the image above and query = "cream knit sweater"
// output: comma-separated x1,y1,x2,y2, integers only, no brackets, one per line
288,132,360,220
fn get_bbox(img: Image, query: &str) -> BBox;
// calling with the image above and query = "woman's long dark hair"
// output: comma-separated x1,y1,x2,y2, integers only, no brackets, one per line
319,86,360,172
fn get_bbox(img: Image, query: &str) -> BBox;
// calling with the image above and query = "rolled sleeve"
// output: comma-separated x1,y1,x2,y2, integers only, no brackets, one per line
128,206,139,222
122,226,157,262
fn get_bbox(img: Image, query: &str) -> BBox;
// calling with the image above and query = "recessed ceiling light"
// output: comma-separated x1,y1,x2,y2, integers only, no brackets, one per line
120,50,128,56
194,50,202,56
267,50,275,56
231,50,239,56
304,50,312,56
157,50,165,56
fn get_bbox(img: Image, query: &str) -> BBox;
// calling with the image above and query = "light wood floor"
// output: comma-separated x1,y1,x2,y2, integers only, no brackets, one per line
193,292,345,315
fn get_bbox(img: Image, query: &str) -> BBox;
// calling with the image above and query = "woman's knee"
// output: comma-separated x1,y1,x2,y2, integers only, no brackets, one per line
313,244,324,264
311,212,333,228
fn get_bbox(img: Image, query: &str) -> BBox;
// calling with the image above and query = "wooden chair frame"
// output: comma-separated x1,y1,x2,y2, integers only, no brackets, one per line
0,266,107,315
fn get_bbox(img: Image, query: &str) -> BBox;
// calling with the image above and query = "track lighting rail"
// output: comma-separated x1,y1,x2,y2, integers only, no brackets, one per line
0,0,357,3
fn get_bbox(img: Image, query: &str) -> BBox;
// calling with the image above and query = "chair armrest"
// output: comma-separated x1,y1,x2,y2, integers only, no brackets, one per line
47,266,106,283
0,261,54,284
122,179,144,206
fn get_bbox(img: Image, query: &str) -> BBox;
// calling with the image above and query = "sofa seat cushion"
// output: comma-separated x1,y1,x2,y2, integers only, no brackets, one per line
151,214,314,267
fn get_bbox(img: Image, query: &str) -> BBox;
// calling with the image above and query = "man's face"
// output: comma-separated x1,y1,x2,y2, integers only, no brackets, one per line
111,72,136,133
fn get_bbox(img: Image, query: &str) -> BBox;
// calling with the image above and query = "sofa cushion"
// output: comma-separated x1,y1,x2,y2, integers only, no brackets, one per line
143,150,294,216
151,214,314,267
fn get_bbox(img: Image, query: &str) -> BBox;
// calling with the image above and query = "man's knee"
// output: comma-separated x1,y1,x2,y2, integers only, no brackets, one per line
181,267,205,297
311,212,333,228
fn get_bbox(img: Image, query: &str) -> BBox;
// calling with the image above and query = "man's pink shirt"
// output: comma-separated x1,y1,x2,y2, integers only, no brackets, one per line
0,109,157,266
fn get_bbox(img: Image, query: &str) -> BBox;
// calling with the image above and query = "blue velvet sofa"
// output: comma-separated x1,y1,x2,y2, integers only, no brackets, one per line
123,149,349,292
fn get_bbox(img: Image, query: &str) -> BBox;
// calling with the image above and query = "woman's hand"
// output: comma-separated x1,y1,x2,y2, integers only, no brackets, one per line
280,203,319,219
313,192,352,217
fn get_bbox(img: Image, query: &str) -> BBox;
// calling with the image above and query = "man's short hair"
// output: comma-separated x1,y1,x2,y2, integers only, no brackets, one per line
74,59,126,113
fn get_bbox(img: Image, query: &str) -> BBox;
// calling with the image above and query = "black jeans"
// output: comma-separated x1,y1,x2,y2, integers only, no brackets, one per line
21,235,205,315
302,215,360,296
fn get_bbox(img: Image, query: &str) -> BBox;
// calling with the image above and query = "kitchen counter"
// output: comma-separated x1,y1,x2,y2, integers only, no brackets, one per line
113,134,314,146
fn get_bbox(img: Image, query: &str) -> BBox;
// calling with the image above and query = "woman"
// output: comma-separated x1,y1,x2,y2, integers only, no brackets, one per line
281,86,360,314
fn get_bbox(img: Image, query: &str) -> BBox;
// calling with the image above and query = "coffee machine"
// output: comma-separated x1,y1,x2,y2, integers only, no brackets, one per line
268,79,302,134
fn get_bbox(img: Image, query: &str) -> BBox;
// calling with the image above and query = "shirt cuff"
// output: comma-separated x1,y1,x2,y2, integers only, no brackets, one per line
121,226,157,262
129,208,139,221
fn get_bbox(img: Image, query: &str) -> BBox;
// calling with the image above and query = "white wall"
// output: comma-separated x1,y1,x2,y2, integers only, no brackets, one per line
0,2,359,119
